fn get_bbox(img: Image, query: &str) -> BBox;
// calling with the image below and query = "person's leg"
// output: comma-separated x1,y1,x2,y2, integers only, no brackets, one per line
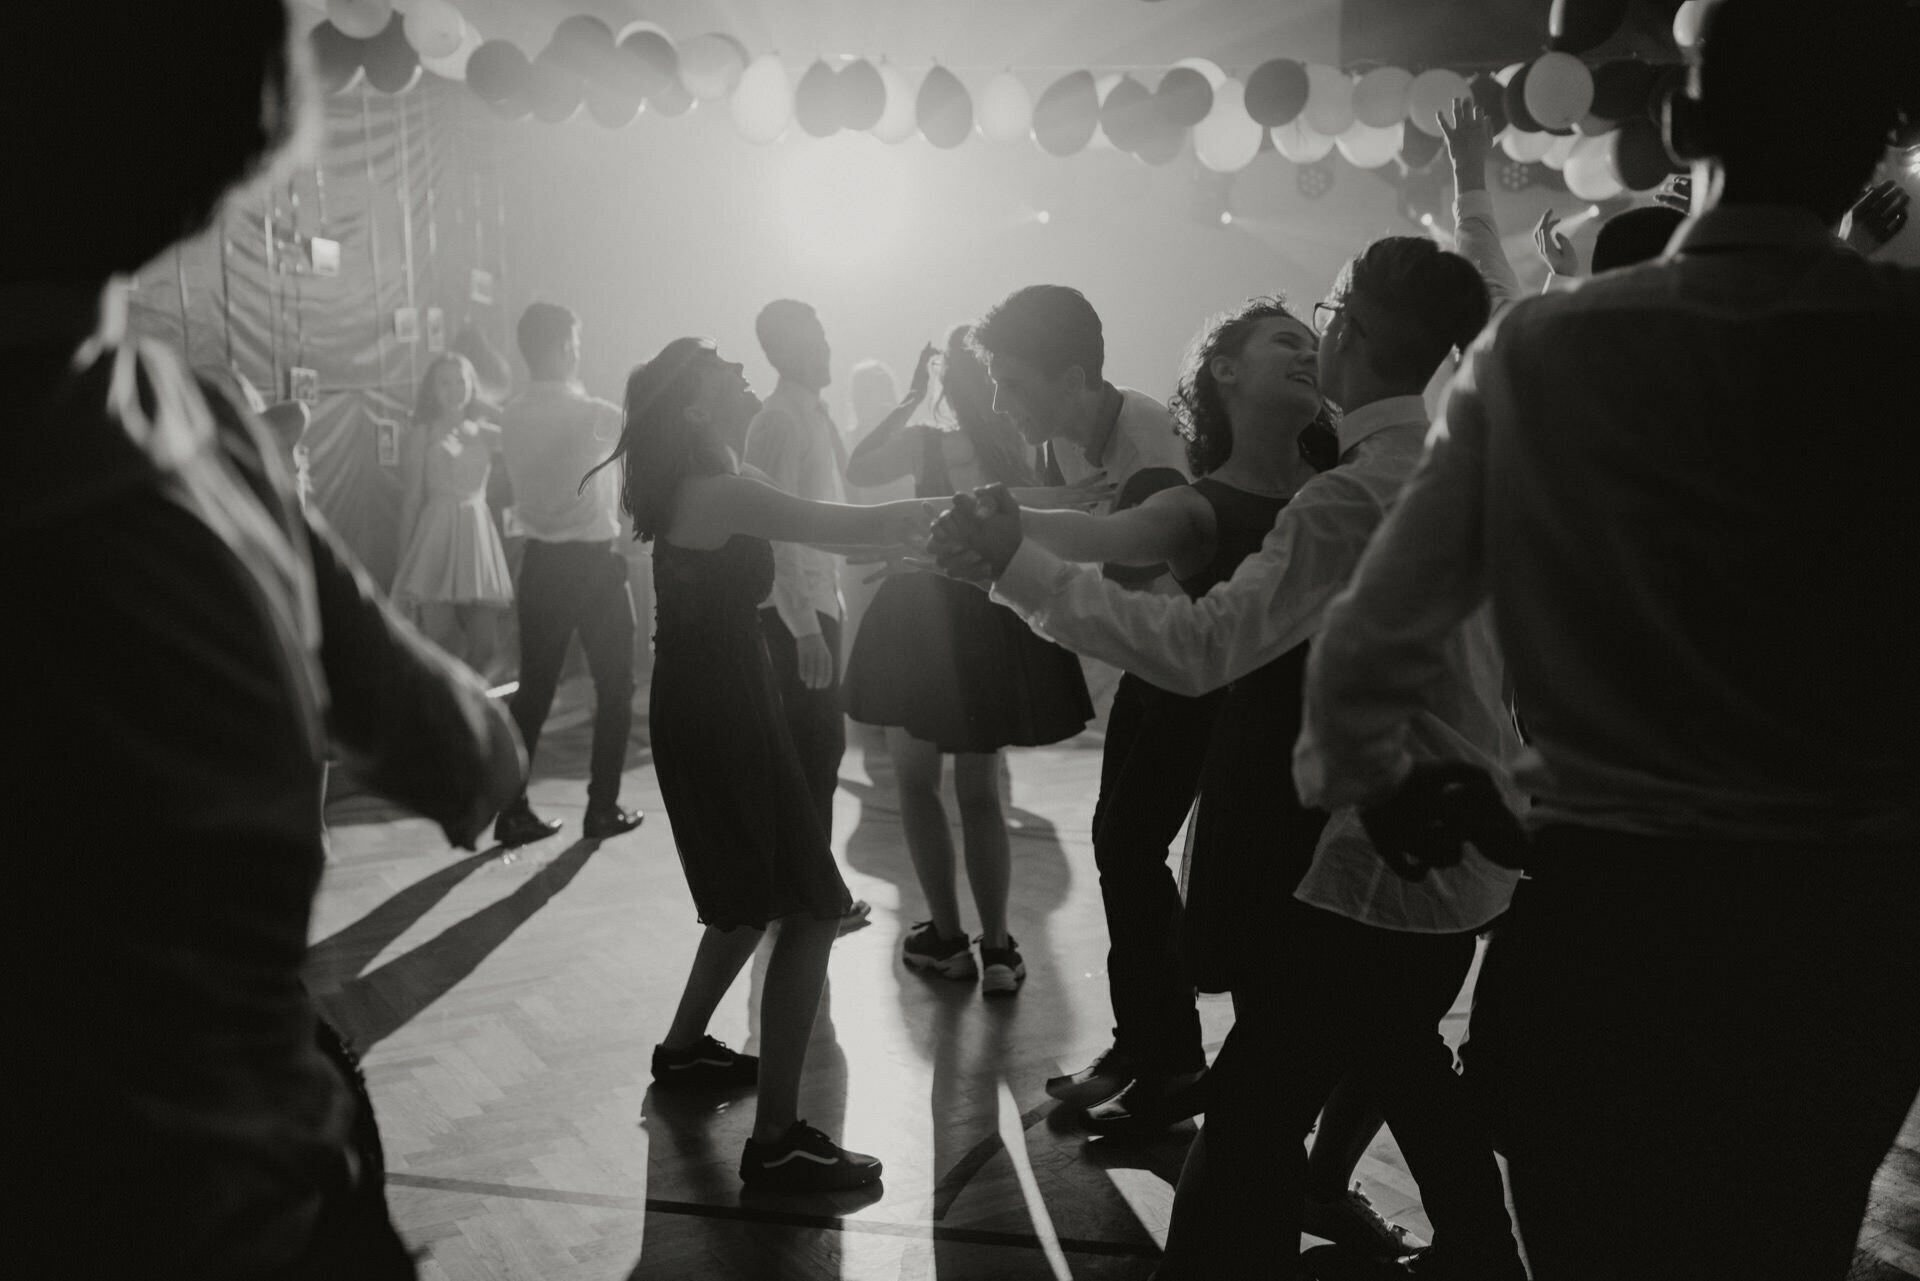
663,924,765,1051
504,542,576,807
459,603,501,683
752,912,839,1140
952,752,1011,949
573,544,637,814
1305,1076,1385,1199
891,730,961,939
417,601,464,664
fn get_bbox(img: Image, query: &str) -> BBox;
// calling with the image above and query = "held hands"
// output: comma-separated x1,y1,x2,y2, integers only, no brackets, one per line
1843,179,1912,256
1534,208,1580,277
1358,761,1530,882
931,485,1025,583
795,631,835,690
1439,98,1491,191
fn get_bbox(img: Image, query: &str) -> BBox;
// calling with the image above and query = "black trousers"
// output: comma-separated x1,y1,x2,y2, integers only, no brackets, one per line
1499,826,1920,1280
1091,673,1219,1075
758,608,846,838
1166,901,1517,1278
508,539,635,811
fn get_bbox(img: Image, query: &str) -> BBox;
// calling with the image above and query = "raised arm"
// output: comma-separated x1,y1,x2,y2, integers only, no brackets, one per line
1440,100,1520,315
846,343,937,488
684,473,929,550
1020,485,1209,571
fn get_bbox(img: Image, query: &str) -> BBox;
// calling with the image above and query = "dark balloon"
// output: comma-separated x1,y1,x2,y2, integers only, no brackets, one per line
1470,72,1510,133
619,30,679,99
467,40,532,106
795,59,841,137
1611,116,1677,189
1647,64,1688,126
1100,76,1156,152
1155,67,1213,128
837,59,887,131
1504,62,1544,132
917,65,974,148
528,46,586,122
584,83,641,128
1549,0,1630,52
308,21,365,95
363,13,421,94
1590,59,1656,122
1399,125,1443,169
649,77,695,117
1133,112,1185,164
1033,71,1100,157
1244,58,1310,127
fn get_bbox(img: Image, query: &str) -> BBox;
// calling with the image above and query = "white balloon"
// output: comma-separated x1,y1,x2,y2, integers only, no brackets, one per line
1407,68,1472,137
731,54,792,144
327,0,391,40
680,33,747,101
1351,67,1413,127
1272,118,1334,163
419,17,481,79
1564,134,1623,200
1336,119,1404,169
1672,0,1711,49
1500,127,1555,163
1524,52,1595,132
1541,132,1580,170
1194,77,1263,173
979,71,1033,143
402,0,462,58
871,63,920,143
1302,64,1355,137
1171,57,1228,90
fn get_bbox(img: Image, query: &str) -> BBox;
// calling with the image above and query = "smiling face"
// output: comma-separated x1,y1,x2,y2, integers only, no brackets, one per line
431,360,473,417
1215,314,1321,426
986,351,1080,447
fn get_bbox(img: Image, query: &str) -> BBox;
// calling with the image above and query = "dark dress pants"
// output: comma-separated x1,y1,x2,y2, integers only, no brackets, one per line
1499,826,1920,1280
758,608,846,838
508,539,635,811
1092,673,1220,1076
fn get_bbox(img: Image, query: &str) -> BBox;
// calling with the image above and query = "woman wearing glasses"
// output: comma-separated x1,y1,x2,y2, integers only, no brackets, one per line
585,338,930,1192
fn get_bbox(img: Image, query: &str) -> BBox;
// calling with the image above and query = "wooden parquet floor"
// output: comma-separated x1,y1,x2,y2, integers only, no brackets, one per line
310,690,1920,1281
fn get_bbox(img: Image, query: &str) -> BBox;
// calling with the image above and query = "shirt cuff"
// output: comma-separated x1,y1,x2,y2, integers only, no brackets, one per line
990,540,1068,620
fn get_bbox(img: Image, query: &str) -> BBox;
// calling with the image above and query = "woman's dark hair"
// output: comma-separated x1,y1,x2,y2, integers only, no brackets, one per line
1170,297,1305,477
582,338,733,543
413,353,478,427
937,325,1037,488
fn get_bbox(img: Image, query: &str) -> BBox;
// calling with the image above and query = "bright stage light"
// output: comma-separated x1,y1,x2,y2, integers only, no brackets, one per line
1219,211,1233,226
769,135,916,272
1419,211,1435,226
1036,209,1052,225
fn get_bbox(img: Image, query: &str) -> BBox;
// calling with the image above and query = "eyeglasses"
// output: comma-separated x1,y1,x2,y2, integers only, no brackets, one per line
1312,302,1343,336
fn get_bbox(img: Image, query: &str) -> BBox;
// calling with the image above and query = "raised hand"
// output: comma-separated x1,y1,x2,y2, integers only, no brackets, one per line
1439,97,1490,194
1843,179,1912,256
1534,208,1580,277
906,342,939,403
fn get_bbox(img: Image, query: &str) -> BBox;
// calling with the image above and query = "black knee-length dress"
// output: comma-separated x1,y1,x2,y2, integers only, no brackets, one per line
650,535,853,930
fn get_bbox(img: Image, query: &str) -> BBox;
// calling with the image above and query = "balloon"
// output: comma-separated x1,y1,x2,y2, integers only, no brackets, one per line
679,33,746,100
420,19,480,80
1590,59,1655,122
1272,118,1335,163
1495,62,1525,86
1194,77,1262,172
363,13,420,93
1155,67,1213,128
917,66,973,148
327,0,390,41
551,15,614,61
402,0,462,59
467,40,531,106
1564,134,1624,199
1501,127,1555,162
1549,0,1630,53
1033,71,1100,157
1399,124,1444,168
872,63,919,142
1646,64,1687,125
978,71,1033,142
730,54,791,143
794,59,841,137
309,21,365,95
1408,68,1472,136
837,59,886,131
1524,52,1595,131
1086,74,1122,151
1172,57,1228,89
649,77,694,117
585,83,641,128
1302,64,1355,136
1541,132,1580,169
619,29,679,98
1352,66,1413,127
1245,58,1311,127
1672,0,1710,49
1609,116,1675,190
1470,72,1510,133
1504,61,1544,132
528,47,585,122
1133,109,1185,164
1336,119,1404,169
1100,76,1156,152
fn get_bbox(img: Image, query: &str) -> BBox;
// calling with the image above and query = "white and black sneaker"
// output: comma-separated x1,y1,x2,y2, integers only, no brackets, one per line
980,935,1026,996
650,1034,758,1089
739,1121,883,1192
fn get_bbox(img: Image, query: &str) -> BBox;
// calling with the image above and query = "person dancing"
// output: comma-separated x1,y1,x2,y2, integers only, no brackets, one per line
392,353,513,679
842,326,1096,995
588,338,928,1191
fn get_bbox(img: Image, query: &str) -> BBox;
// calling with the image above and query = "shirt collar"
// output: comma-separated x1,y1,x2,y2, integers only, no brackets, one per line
1667,205,1838,259
1337,394,1428,454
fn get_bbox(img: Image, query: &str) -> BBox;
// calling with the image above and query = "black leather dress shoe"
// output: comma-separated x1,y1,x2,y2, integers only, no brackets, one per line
583,806,644,839
495,808,563,848
1081,1070,1207,1138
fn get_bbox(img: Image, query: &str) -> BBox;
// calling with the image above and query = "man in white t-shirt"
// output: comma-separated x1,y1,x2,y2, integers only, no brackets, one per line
968,285,1206,1111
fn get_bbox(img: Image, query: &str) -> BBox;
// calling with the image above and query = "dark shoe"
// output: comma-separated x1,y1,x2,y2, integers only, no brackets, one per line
902,921,977,980
495,806,563,848
739,1121,883,1192
1081,1070,1206,1137
1046,1046,1136,1106
1302,1183,1423,1258
583,806,644,839
979,935,1026,996
651,1034,758,1089
1401,1243,1525,1281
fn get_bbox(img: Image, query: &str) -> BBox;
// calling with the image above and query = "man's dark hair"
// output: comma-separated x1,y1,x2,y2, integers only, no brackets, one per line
971,285,1105,383
1337,237,1490,386
1691,0,1905,223
517,302,579,369
6,6,304,281
1592,206,1686,273
754,298,816,362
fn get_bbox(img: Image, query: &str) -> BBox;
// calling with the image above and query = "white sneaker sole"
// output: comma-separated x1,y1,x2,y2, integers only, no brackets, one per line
981,962,1026,995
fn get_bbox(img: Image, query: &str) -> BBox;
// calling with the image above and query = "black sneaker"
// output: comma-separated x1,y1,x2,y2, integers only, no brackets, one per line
495,806,563,848
1046,1046,1137,1106
980,935,1026,996
583,806,644,839
902,921,977,980
1081,1069,1206,1137
739,1121,883,1192
651,1035,758,1089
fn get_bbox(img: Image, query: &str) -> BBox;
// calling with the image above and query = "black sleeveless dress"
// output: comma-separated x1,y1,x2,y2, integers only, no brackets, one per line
1175,479,1331,993
650,535,853,930
844,431,1093,753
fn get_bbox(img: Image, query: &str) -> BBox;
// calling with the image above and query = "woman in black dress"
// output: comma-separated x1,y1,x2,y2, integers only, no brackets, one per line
843,327,1097,995
586,338,930,1192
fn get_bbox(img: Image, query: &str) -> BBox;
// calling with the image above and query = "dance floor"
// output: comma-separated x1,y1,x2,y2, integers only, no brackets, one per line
310,681,1920,1281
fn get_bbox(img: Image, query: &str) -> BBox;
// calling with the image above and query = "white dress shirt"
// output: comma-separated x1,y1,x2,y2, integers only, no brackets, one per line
745,379,846,637
994,395,1520,933
499,380,623,543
